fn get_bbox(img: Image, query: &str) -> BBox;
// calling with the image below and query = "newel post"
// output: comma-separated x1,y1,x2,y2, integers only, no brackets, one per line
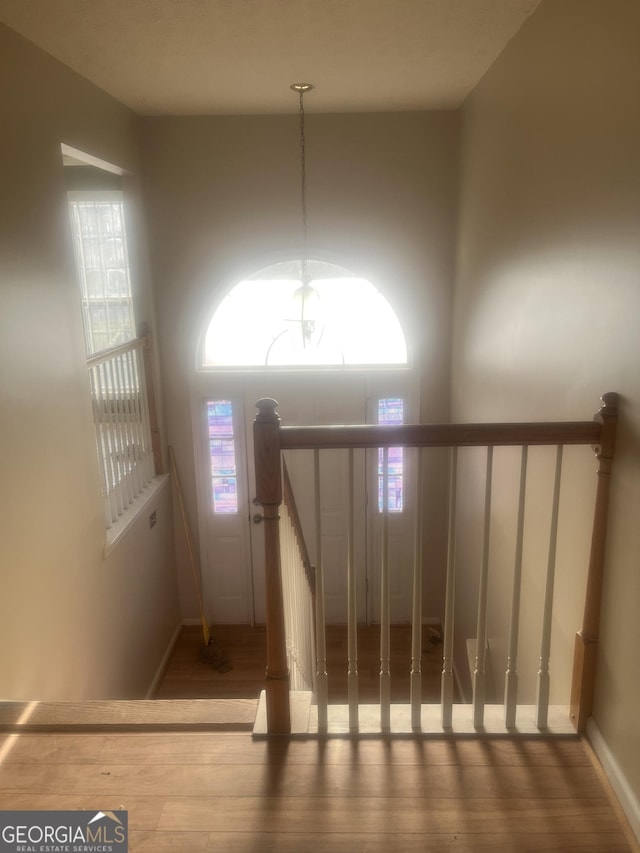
570,392,619,732
254,398,291,734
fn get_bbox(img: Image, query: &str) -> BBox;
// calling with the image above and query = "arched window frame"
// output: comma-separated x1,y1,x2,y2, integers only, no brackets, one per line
198,259,410,371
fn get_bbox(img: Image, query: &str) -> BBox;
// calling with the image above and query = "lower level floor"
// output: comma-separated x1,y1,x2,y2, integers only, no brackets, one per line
153,623,452,702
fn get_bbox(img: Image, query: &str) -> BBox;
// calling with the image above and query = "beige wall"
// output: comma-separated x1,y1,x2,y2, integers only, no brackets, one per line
454,0,640,812
139,111,459,619
0,24,179,699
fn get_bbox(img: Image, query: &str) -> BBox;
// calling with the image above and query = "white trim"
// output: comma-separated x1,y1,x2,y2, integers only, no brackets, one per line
145,621,183,699
104,474,169,556
587,717,640,845
67,189,124,202
60,143,124,175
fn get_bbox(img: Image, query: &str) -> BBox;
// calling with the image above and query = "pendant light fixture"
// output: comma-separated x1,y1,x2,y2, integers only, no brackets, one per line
287,83,324,349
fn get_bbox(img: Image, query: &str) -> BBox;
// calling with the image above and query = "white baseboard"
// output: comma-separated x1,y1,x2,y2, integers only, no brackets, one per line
587,717,640,845
145,622,183,699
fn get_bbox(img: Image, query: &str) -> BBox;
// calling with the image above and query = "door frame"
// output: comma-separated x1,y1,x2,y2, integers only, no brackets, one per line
191,368,421,626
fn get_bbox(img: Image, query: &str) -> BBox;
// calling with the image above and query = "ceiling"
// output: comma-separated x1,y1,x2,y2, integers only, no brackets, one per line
0,0,541,115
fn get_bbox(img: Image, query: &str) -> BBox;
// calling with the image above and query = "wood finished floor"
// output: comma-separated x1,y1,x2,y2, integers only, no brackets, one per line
1,626,635,850
0,730,635,851
154,623,453,703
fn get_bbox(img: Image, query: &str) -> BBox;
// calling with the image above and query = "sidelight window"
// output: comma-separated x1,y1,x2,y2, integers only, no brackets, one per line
378,397,404,512
207,400,239,514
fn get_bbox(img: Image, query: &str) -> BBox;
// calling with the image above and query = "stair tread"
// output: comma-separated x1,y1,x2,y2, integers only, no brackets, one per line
0,698,257,731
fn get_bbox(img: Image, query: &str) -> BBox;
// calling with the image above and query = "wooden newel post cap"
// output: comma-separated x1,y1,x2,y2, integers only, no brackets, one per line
599,392,619,415
255,398,280,423
594,391,619,461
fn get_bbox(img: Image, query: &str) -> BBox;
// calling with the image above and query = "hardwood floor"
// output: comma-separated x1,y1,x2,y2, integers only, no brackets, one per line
154,624,269,700
0,730,635,851
154,623,452,703
3,627,630,850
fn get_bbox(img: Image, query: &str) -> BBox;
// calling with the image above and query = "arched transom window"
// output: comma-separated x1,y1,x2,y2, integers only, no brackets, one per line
202,259,408,368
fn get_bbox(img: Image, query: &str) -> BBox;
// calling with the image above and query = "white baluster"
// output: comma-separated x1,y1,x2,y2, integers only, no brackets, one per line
280,495,315,692
314,450,328,732
102,360,122,520
136,345,155,482
536,445,564,728
133,347,151,490
115,353,135,505
109,356,130,508
309,571,317,696
410,447,423,730
123,351,141,498
504,445,528,728
126,348,144,495
441,447,458,729
299,544,312,689
347,448,359,731
89,365,114,527
281,508,294,686
280,509,290,681
380,446,391,732
280,457,316,693
473,445,493,729
291,516,299,688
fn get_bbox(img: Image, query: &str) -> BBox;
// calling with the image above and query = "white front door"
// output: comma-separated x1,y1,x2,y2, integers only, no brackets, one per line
194,371,419,626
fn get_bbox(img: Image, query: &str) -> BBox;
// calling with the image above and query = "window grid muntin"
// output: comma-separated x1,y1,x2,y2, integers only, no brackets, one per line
203,260,408,368
69,197,135,355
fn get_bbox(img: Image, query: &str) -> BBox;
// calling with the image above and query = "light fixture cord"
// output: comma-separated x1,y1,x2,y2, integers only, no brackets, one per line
298,88,308,283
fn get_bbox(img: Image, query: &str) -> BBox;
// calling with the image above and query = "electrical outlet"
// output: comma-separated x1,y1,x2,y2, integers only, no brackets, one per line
149,510,157,529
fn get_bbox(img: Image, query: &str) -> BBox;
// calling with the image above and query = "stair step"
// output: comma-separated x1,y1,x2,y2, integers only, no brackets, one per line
0,698,257,732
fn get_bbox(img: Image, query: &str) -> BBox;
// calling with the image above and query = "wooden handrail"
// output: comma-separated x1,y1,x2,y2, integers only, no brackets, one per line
86,334,148,369
279,420,601,451
282,460,315,594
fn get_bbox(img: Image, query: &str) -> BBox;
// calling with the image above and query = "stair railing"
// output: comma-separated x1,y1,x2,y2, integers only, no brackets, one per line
87,332,162,528
280,460,316,693
253,393,618,735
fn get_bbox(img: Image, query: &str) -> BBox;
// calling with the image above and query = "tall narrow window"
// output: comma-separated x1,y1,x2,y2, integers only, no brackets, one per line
65,161,155,531
378,397,404,512
68,192,135,355
207,401,239,514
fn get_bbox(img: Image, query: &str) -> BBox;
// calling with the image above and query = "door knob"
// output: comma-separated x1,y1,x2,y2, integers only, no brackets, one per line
252,513,264,525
